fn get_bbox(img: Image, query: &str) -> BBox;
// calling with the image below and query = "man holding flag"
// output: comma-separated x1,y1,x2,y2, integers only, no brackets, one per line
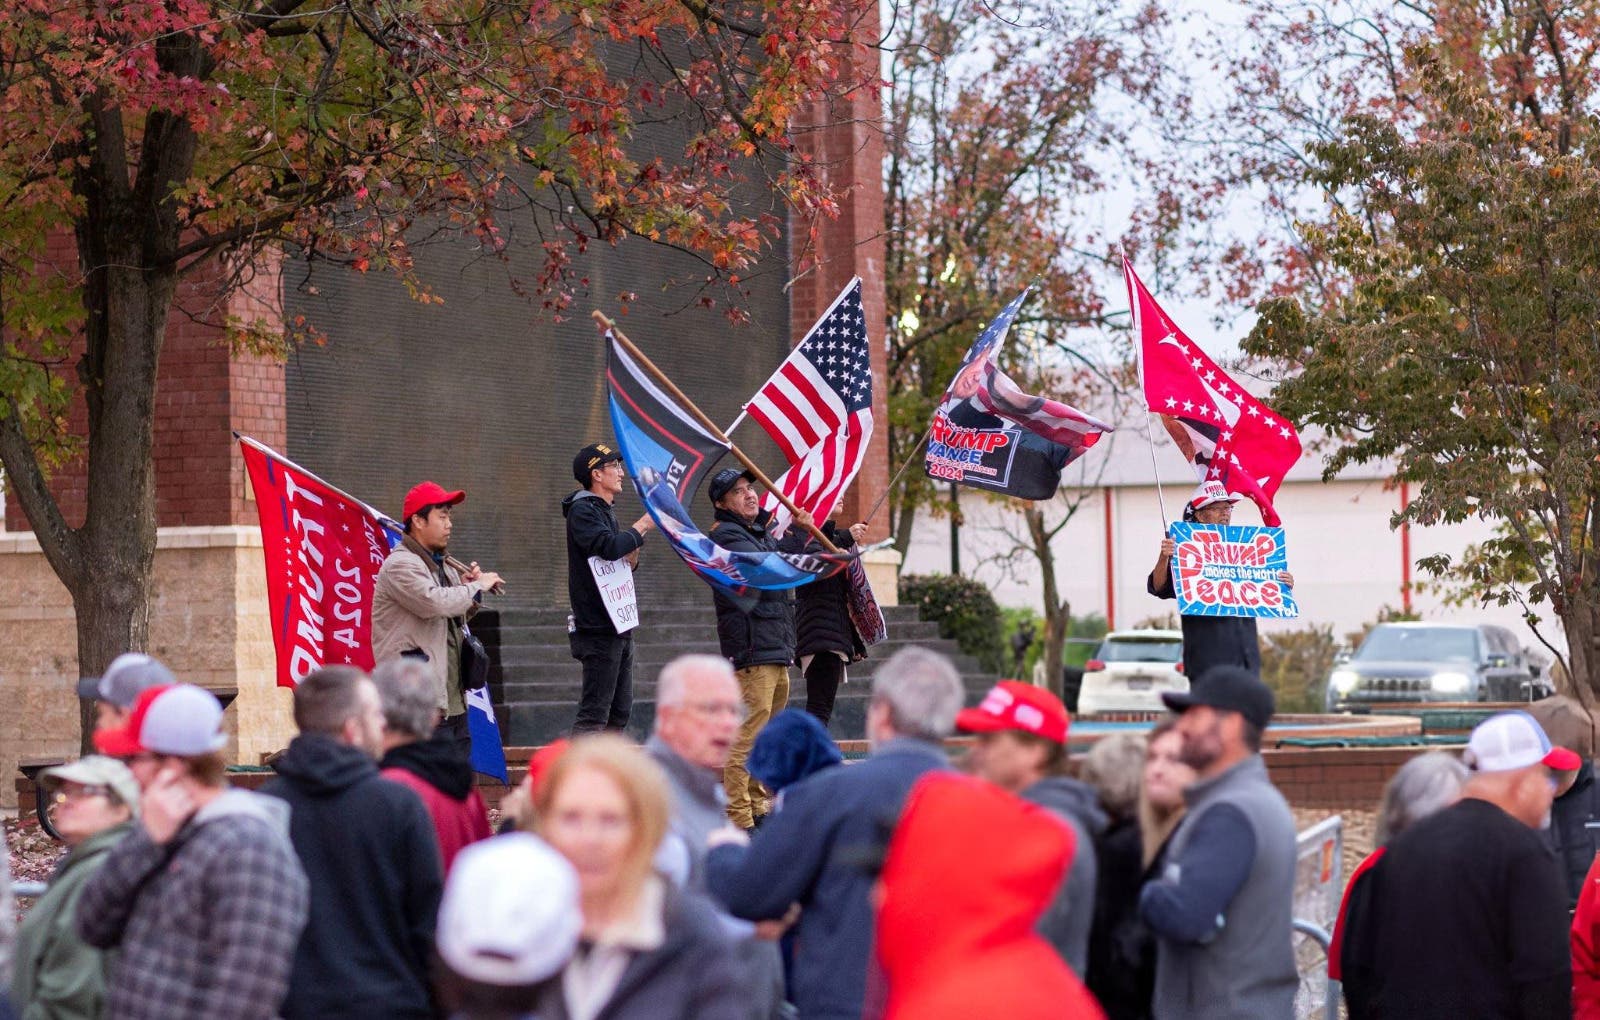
372,482,503,757
564,442,655,734
707,467,814,830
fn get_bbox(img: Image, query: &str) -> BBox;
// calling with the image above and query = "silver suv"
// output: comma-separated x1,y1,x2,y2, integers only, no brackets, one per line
1325,622,1550,710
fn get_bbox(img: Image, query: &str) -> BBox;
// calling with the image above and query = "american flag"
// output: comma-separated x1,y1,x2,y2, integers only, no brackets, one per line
1124,257,1301,526
739,278,874,535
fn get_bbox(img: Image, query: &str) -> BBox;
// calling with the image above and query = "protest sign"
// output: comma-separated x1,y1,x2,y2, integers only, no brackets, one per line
588,555,639,634
1169,522,1299,619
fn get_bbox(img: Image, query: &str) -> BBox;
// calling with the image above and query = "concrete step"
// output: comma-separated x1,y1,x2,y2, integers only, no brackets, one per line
493,646,988,690
488,618,945,647
487,602,928,628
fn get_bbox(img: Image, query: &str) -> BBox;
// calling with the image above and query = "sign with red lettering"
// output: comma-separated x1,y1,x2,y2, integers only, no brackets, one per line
240,437,395,686
1169,523,1299,619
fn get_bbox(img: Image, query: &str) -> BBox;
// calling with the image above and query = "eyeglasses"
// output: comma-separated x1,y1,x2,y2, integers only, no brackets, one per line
49,784,115,806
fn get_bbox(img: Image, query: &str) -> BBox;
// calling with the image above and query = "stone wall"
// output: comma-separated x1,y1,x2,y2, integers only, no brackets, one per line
0,526,292,808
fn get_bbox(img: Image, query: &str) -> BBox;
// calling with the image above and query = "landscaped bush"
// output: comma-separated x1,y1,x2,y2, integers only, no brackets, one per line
900,573,1006,674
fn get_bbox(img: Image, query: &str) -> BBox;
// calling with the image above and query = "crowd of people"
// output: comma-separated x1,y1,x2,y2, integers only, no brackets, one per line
7,464,1600,1019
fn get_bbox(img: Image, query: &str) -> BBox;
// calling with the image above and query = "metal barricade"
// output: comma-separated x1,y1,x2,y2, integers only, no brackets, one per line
11,880,47,899
1292,814,1344,1019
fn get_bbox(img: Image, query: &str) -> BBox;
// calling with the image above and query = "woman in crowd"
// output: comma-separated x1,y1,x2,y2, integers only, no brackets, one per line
793,505,868,726
1081,720,1196,1019
1328,751,1467,982
10,757,140,1020
534,735,747,1020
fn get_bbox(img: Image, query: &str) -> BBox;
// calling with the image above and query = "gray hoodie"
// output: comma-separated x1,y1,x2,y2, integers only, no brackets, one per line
1022,774,1108,976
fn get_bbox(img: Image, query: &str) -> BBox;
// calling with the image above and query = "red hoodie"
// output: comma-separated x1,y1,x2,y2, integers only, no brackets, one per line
875,773,1107,1020
1573,852,1600,1018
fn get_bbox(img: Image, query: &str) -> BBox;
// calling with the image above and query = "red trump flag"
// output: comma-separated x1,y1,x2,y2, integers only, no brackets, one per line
1124,258,1301,525
239,435,395,686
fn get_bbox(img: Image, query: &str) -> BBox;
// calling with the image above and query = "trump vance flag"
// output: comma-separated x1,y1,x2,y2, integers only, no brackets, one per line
925,289,1112,500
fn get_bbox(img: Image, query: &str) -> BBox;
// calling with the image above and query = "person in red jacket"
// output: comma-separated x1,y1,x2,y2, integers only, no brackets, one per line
873,772,1106,1020
372,658,491,874
1573,853,1600,1017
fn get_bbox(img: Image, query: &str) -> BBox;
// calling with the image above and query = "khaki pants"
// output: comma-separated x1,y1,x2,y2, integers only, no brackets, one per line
723,663,790,828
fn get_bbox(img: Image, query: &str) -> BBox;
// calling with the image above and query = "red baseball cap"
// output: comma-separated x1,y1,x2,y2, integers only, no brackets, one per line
94,684,227,757
956,680,1070,745
402,481,465,522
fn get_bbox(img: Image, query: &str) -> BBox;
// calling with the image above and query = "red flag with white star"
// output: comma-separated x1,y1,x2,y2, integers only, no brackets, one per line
1123,258,1302,526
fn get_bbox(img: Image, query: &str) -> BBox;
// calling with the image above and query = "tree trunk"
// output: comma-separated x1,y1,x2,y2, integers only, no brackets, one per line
893,498,917,558
1026,505,1069,700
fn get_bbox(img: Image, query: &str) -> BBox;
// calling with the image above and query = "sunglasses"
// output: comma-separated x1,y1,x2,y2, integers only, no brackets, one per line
49,784,116,806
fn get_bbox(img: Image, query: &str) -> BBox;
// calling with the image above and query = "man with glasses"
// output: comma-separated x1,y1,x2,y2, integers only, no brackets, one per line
75,684,308,1020
1342,711,1574,1019
564,442,655,733
11,757,139,1019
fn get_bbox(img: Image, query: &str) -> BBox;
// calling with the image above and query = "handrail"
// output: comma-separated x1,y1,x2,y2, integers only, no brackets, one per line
1292,918,1339,1020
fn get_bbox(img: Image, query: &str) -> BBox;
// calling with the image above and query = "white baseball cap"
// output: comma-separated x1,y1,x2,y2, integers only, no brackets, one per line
436,834,581,986
1188,479,1242,512
1464,711,1582,773
93,684,228,757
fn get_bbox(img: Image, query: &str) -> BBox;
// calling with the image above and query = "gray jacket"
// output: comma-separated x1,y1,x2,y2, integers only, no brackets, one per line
1150,755,1298,1020
1022,775,1107,976
645,736,785,1020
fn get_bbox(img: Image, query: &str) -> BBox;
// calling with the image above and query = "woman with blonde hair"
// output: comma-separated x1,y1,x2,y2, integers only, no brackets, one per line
1081,719,1197,1020
533,734,748,1020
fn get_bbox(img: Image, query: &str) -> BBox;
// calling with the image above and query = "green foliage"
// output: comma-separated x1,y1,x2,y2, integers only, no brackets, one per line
1243,51,1600,690
901,573,1006,674
1259,623,1339,715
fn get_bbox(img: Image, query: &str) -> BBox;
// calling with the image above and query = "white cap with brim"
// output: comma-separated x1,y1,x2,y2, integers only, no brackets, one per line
1188,479,1242,513
437,833,582,987
1464,710,1582,773
41,755,141,816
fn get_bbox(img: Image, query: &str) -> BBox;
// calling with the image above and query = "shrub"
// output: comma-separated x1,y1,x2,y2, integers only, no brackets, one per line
900,573,1006,673
1259,623,1339,714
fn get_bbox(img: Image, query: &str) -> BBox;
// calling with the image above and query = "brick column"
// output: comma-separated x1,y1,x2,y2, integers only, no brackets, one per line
790,0,888,542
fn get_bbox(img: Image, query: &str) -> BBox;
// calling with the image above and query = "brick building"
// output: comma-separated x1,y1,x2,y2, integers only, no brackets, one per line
0,46,892,803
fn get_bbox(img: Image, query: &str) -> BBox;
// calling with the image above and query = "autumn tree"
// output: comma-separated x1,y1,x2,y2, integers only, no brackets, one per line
880,0,1171,554
0,0,872,745
1245,53,1600,696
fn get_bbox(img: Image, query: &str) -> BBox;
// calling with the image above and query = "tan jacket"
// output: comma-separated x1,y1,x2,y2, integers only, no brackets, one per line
372,535,482,710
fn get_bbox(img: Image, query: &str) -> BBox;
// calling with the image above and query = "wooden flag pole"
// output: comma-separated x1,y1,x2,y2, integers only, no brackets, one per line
592,311,840,554
860,424,931,528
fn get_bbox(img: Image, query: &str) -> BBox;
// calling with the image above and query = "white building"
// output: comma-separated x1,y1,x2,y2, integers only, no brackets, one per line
902,419,1564,657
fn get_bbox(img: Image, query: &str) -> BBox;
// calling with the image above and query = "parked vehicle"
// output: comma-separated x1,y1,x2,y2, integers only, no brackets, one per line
1324,622,1552,711
1076,629,1186,716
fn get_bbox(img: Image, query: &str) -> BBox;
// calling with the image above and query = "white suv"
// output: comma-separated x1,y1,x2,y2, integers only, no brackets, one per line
1077,630,1187,716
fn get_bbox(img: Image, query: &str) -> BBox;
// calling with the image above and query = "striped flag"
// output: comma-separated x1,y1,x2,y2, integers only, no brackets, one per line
740,278,874,534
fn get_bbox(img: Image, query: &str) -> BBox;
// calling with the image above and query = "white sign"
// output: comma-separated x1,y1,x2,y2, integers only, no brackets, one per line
588,556,639,634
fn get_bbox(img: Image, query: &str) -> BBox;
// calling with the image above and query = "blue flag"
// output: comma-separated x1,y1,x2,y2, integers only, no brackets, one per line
605,331,858,605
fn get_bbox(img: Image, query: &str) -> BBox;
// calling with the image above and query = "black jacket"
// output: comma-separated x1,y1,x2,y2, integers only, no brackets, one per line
1547,759,1600,909
379,730,474,801
539,886,748,1020
1086,818,1160,1020
262,733,444,1020
709,507,797,669
795,521,863,660
564,489,645,633
1148,569,1260,679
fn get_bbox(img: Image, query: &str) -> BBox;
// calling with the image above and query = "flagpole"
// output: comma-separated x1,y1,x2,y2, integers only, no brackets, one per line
1124,256,1170,533
591,311,841,554
234,433,506,593
861,425,932,527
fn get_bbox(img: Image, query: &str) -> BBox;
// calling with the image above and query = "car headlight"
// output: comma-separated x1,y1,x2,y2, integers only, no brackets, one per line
1430,671,1471,693
1330,670,1359,694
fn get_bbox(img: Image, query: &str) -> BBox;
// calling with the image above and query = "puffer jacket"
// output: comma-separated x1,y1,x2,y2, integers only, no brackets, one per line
709,507,796,669
794,521,863,661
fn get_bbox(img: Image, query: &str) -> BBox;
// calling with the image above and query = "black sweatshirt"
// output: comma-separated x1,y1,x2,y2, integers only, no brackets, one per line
262,734,444,1020
563,489,644,632
1341,797,1570,1020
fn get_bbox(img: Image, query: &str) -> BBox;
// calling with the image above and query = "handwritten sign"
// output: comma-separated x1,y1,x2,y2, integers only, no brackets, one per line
1169,523,1298,620
588,556,639,634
